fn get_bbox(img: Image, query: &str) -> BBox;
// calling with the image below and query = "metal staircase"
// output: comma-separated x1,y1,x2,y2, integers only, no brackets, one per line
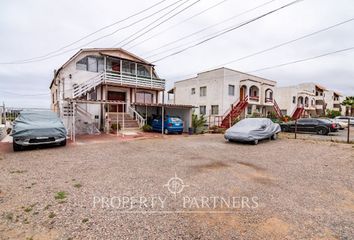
291,106,304,120
221,96,249,128
273,99,283,119
75,105,100,135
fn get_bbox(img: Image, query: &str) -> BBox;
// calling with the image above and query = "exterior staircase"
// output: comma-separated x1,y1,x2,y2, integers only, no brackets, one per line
291,106,304,120
108,113,140,129
273,99,283,119
75,105,100,135
221,96,249,128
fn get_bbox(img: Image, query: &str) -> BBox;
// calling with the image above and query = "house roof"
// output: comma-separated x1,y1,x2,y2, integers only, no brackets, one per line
49,48,153,89
315,84,327,91
334,91,342,96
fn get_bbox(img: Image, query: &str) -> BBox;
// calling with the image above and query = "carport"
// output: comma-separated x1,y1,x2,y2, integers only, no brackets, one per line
131,103,195,134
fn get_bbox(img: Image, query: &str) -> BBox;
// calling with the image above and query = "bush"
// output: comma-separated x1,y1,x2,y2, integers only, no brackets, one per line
209,125,226,134
282,115,292,122
111,123,121,131
141,124,152,132
192,114,207,134
326,109,341,118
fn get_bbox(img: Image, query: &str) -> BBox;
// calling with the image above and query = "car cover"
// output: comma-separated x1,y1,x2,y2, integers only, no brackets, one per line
224,118,281,141
11,110,67,139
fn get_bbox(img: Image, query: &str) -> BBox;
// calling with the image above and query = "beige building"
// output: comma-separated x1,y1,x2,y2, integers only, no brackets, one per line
276,82,344,117
168,67,280,127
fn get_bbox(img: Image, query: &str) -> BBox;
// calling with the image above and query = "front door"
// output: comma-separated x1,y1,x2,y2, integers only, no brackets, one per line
107,91,126,112
240,87,244,99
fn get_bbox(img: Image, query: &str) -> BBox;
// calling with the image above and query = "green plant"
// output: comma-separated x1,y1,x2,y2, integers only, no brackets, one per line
209,125,226,134
326,109,341,118
342,96,354,116
250,112,261,118
111,123,121,131
141,124,152,132
48,212,56,218
192,114,207,134
54,191,67,200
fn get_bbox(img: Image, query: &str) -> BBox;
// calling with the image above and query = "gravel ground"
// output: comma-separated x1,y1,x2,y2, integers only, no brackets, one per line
0,134,353,239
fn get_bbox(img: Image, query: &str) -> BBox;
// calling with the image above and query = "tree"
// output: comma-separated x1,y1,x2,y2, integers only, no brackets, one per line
341,96,354,116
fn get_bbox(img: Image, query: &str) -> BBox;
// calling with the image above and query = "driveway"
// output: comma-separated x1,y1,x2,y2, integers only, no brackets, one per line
0,134,353,239
280,128,354,143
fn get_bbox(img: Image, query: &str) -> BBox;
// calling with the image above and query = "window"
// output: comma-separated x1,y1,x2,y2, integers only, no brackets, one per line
191,88,195,95
122,60,136,75
76,56,104,72
292,96,296,104
199,105,206,115
200,86,207,97
136,92,153,104
211,105,219,115
228,85,235,96
137,64,150,77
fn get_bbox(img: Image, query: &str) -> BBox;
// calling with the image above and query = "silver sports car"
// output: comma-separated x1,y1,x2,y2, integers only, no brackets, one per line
224,118,281,145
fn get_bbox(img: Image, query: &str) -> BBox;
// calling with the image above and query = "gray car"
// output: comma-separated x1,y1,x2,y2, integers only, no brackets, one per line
11,110,67,151
224,118,281,145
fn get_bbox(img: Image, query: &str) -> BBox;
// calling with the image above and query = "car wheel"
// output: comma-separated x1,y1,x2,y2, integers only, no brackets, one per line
164,129,169,135
178,131,183,135
271,134,277,140
253,139,259,145
60,139,67,146
13,142,22,152
316,127,328,135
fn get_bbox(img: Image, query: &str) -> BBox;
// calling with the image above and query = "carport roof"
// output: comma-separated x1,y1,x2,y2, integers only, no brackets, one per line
131,102,195,109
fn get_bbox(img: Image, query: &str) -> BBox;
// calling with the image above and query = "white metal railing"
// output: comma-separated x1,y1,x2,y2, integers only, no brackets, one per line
105,71,165,89
72,71,165,99
128,106,146,128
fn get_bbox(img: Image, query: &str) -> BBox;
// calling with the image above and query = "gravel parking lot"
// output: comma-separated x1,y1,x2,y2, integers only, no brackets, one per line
281,128,354,143
0,134,353,239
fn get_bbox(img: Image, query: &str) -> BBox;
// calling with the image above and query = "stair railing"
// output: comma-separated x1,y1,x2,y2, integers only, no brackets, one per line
128,106,146,128
73,72,104,99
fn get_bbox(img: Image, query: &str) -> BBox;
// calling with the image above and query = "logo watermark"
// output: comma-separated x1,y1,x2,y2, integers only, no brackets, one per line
92,173,259,213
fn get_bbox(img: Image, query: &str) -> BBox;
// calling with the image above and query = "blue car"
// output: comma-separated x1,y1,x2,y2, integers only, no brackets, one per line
152,116,184,134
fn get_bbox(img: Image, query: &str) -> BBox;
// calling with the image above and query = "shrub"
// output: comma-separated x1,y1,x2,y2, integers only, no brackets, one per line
192,114,207,134
326,109,341,118
141,124,152,132
111,123,121,131
209,125,226,134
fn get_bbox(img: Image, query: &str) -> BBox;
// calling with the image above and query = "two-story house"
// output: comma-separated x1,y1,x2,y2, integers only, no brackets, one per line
168,67,281,128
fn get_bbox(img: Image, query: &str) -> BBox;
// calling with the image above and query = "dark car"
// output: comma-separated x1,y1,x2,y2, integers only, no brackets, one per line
280,118,338,135
11,110,67,151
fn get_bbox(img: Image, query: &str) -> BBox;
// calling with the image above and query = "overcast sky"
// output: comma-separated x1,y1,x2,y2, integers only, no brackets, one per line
0,0,353,108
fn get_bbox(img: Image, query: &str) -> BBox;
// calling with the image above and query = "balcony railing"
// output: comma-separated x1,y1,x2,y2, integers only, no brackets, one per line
104,70,165,89
265,98,273,103
249,96,259,101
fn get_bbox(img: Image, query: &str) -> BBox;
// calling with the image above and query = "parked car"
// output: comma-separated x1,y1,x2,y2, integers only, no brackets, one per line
11,110,67,151
224,118,281,145
330,118,348,130
152,116,184,134
334,116,354,126
280,118,338,135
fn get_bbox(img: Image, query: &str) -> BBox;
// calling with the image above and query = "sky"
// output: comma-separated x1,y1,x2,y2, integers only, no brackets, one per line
0,0,353,108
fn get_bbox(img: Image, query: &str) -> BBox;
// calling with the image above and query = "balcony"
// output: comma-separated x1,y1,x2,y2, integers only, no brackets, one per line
104,71,165,89
249,96,260,102
265,98,274,104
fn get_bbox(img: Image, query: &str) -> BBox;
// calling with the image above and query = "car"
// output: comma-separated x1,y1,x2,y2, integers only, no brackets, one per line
151,115,184,134
330,119,348,130
280,118,338,135
224,118,281,145
334,116,354,126
11,110,67,151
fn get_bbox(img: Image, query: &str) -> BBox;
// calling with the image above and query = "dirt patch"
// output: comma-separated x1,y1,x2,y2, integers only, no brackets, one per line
193,161,230,171
258,217,290,238
237,161,266,171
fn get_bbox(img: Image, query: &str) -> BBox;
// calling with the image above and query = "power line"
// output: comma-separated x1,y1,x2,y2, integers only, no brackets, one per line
0,0,183,64
0,0,169,64
249,45,354,73
143,0,277,58
152,0,304,63
126,0,230,50
114,0,200,48
0,90,50,97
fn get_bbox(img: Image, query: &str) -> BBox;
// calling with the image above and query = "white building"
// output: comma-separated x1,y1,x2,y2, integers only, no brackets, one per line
168,68,280,127
277,82,344,117
50,48,193,136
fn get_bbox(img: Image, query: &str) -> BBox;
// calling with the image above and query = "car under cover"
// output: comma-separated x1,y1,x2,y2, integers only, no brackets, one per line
11,110,67,140
224,118,281,142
